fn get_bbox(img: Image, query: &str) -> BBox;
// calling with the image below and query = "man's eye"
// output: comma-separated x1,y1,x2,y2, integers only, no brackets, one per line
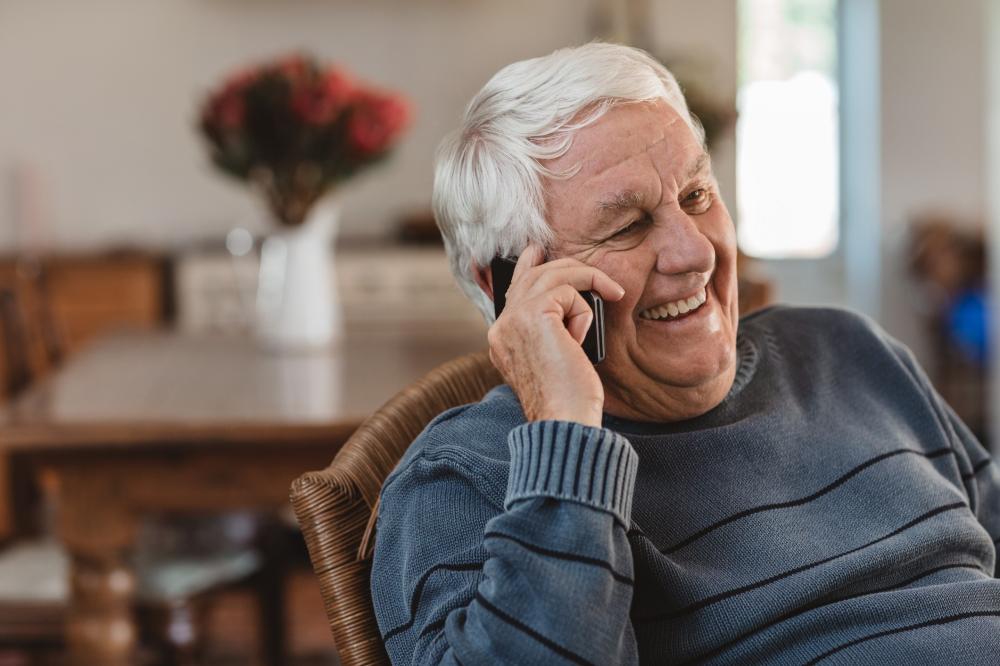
610,214,651,239
682,188,712,213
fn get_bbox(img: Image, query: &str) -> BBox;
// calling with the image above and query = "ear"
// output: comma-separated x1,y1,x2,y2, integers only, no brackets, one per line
472,262,494,302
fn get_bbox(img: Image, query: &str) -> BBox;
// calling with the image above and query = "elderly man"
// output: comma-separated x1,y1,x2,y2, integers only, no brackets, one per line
370,43,1000,664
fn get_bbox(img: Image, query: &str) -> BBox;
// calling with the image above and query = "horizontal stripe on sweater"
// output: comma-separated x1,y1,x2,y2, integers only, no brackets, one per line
661,446,956,555
636,502,969,623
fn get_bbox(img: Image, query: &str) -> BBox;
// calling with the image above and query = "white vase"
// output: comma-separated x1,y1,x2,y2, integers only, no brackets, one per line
255,195,343,350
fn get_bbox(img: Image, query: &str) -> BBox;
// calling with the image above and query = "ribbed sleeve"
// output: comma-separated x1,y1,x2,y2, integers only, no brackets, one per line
505,420,639,528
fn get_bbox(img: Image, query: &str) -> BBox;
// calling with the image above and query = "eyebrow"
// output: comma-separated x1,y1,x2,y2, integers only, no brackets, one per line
595,189,645,218
686,152,711,180
591,152,711,225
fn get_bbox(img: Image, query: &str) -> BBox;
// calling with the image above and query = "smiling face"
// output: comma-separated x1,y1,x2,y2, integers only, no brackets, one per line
543,99,739,422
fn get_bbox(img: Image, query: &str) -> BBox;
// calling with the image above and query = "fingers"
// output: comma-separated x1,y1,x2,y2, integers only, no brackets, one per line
511,243,545,281
540,284,595,345
511,244,600,284
508,243,625,305
546,283,593,321
522,265,625,303
487,244,607,427
565,308,593,344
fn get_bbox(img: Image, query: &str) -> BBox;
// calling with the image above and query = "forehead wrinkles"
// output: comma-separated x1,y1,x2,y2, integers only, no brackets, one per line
580,132,670,180
647,141,705,195
541,102,684,182
575,108,681,177
583,135,693,209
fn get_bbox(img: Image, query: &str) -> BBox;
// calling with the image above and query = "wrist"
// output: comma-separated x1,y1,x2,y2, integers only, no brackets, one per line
506,420,638,528
533,410,602,429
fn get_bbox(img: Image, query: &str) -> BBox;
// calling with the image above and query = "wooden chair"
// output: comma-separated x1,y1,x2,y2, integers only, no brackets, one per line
0,261,63,395
0,288,33,400
290,351,500,666
0,268,70,662
0,261,63,543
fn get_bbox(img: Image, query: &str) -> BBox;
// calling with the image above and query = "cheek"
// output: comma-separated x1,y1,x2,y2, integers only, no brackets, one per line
702,213,738,297
707,205,738,256
596,252,652,302
592,252,655,330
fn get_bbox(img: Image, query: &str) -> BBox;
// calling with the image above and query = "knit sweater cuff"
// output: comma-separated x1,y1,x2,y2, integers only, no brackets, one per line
505,420,639,528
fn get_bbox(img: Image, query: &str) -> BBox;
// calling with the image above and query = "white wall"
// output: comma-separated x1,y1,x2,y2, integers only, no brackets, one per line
1,0,992,370
879,0,987,361
0,0,599,251
0,0,746,253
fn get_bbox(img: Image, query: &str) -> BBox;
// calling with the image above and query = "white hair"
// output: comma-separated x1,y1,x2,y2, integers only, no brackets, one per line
433,42,704,323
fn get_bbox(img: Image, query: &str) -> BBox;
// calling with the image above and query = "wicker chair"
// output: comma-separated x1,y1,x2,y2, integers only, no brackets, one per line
290,350,501,666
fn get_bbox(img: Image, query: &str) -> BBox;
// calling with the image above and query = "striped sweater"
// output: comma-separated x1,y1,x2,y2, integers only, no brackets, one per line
371,306,1000,664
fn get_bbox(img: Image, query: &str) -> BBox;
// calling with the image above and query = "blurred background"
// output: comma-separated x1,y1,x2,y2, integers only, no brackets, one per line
0,0,996,663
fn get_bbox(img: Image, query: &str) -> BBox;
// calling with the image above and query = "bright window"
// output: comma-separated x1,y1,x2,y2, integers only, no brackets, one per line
737,0,839,259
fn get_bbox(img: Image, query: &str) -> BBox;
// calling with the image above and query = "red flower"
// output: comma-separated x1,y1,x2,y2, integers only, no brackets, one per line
323,69,353,105
291,68,354,126
202,67,258,131
347,91,410,155
277,54,311,83
199,52,411,213
213,93,245,130
224,67,258,94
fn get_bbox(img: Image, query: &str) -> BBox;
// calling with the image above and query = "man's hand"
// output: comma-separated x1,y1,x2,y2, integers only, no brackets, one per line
487,243,625,428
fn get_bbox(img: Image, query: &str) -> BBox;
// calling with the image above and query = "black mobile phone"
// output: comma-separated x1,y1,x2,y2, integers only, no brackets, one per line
490,256,605,364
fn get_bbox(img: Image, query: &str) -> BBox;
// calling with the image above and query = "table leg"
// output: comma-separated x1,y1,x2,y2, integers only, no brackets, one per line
52,464,139,666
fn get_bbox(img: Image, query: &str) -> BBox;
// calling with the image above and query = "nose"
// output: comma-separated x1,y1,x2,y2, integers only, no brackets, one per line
651,211,716,277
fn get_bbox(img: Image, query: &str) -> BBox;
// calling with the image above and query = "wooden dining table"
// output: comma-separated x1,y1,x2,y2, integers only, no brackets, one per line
0,323,486,665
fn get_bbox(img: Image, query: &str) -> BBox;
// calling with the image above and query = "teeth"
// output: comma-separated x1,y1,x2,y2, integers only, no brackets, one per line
639,287,708,321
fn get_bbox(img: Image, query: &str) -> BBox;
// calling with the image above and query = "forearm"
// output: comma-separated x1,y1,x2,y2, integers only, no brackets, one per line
379,421,640,665
444,420,638,663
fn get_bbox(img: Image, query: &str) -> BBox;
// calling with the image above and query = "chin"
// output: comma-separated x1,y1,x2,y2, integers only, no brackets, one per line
650,347,735,389
630,325,737,386
599,338,738,421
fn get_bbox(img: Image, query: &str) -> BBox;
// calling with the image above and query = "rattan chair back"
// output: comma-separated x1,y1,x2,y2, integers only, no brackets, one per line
290,350,501,666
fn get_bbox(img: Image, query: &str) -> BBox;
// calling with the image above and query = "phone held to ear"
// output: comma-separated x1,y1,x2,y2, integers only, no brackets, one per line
490,256,606,365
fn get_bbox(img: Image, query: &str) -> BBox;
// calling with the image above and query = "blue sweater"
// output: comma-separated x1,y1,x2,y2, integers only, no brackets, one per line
371,306,1000,664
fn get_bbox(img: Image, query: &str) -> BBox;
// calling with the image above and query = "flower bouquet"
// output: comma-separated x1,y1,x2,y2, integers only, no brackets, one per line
199,54,410,348
200,53,410,226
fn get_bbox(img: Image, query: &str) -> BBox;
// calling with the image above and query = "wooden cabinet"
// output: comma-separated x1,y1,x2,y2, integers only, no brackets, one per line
0,253,170,359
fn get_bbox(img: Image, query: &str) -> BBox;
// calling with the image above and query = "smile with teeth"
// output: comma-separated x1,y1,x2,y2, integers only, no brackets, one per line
639,287,708,320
